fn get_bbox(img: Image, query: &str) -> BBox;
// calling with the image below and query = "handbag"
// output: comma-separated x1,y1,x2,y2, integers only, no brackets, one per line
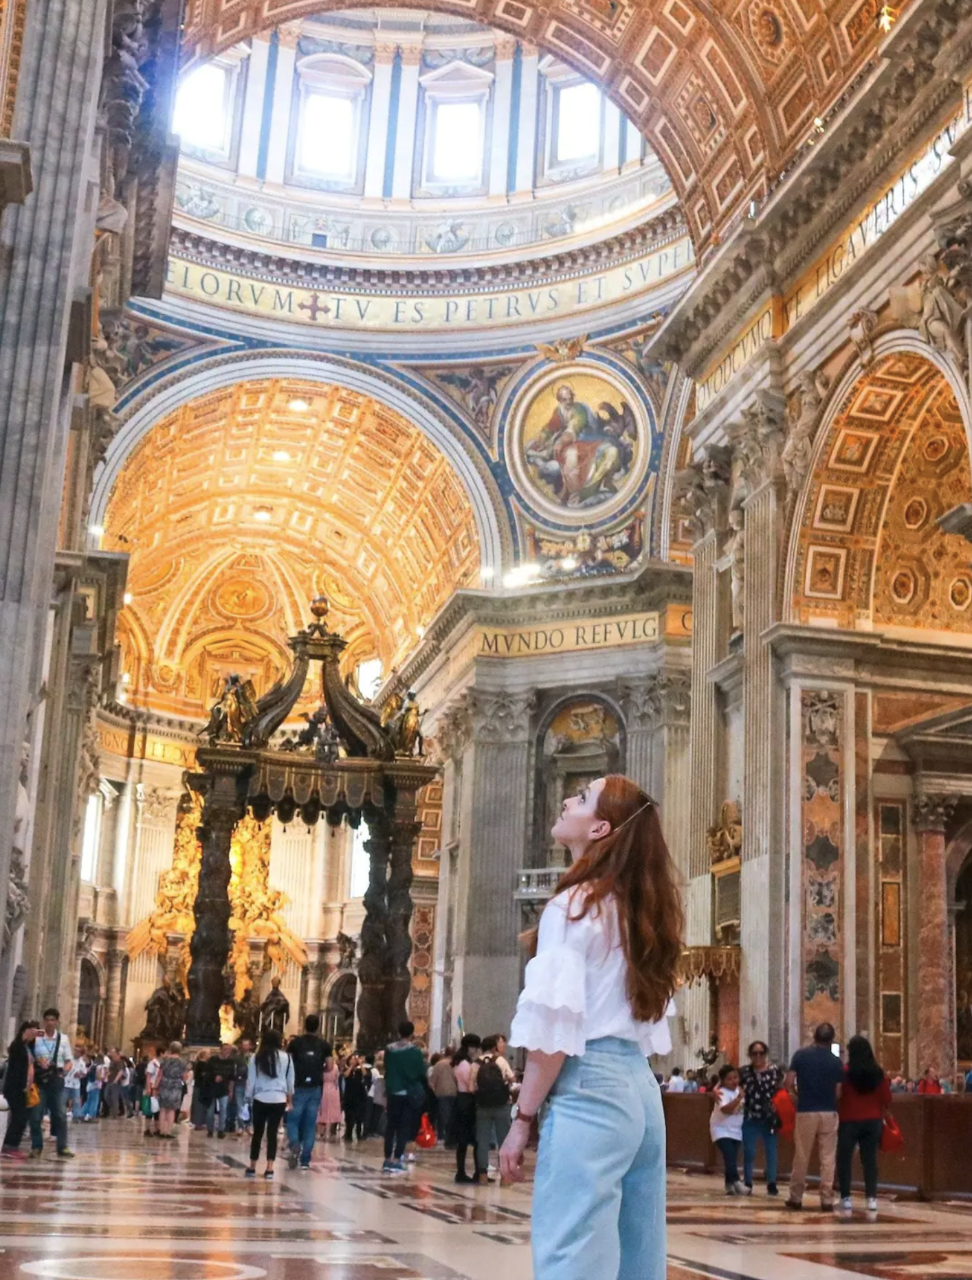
880,1114,904,1154
25,1083,39,1108
415,1113,436,1149
772,1087,796,1142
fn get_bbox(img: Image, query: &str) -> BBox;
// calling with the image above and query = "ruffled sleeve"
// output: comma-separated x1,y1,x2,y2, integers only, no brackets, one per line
509,892,589,1056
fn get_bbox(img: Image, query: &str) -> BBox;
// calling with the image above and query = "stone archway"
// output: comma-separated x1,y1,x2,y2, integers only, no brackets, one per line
77,957,104,1049
91,353,509,582
324,972,357,1049
787,346,972,630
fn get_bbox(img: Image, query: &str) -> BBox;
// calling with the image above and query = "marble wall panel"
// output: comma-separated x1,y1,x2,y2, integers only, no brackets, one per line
800,688,843,1042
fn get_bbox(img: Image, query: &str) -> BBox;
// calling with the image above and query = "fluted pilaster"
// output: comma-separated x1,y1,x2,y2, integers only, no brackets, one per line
740,479,784,1053
459,689,536,1035
0,0,110,1027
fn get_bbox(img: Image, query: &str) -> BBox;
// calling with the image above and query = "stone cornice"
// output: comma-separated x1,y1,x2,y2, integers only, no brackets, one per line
767,622,972,685
648,0,972,377
395,560,693,692
169,205,688,297
99,700,201,742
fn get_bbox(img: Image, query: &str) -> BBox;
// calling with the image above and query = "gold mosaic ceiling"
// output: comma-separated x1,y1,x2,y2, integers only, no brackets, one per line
792,353,972,633
105,378,480,720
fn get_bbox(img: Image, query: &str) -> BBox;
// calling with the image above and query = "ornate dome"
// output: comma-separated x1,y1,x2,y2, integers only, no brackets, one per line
171,7,677,269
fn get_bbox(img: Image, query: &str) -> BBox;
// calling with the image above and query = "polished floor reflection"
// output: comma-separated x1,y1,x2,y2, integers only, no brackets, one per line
0,1120,969,1279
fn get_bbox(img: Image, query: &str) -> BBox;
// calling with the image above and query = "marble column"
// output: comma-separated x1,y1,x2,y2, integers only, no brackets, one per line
356,809,391,1055
104,944,125,1049
0,0,109,1030
364,44,396,200
740,477,786,1054
686,530,728,935
460,689,536,1037
488,39,515,197
386,804,423,1033
185,772,248,1045
391,46,421,200
304,954,326,1022
678,445,732,1060
913,794,956,1080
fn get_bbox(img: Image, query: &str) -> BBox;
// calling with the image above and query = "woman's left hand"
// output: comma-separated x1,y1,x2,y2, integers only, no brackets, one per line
499,1119,530,1184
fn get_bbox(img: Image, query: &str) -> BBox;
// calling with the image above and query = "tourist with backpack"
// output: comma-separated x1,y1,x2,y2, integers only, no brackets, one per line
286,1015,331,1169
473,1034,515,1183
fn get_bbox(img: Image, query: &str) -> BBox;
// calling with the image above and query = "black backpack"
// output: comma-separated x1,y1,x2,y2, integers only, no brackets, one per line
291,1036,328,1087
476,1055,510,1108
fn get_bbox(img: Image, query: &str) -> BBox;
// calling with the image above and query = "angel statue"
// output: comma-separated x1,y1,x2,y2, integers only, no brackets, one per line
388,690,424,757
199,673,259,745
380,690,403,729
918,252,970,372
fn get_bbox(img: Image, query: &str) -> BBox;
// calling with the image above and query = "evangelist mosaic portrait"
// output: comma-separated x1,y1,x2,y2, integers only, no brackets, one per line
506,361,650,526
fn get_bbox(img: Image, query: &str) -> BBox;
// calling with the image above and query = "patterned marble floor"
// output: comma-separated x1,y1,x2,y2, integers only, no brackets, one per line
0,1119,969,1279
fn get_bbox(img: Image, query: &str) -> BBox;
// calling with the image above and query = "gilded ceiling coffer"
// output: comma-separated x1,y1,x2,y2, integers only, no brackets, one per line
185,596,437,1051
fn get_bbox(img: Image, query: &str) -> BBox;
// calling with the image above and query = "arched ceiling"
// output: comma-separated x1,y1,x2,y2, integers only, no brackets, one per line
791,352,972,633
181,0,908,250
104,378,480,721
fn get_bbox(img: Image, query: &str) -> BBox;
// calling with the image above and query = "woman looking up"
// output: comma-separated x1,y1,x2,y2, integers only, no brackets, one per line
500,775,683,1280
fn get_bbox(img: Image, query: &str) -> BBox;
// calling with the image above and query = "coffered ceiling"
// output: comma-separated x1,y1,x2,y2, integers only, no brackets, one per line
105,378,480,721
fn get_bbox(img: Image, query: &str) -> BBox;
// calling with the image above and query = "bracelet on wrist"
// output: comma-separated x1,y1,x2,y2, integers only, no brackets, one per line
514,1109,536,1125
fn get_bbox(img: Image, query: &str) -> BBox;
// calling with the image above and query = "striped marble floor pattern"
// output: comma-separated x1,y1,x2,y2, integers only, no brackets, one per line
0,1121,968,1279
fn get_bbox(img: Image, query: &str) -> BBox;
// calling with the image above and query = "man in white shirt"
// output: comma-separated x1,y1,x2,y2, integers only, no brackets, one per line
667,1068,687,1094
64,1050,87,1119
33,1008,74,1157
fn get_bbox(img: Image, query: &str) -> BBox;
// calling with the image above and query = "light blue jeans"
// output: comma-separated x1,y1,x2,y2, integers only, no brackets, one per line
532,1037,666,1280
286,1086,322,1165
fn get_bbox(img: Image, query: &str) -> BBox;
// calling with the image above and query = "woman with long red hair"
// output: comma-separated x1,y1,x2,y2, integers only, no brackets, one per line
500,775,683,1280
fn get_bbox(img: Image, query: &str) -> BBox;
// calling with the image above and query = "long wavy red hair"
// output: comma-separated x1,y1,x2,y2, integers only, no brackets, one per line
533,775,684,1023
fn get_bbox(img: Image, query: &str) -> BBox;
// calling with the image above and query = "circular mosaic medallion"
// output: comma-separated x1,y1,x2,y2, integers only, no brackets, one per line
505,360,650,528
211,577,273,623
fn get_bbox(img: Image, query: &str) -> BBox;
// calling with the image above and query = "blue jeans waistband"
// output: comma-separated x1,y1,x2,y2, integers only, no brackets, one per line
581,1036,645,1056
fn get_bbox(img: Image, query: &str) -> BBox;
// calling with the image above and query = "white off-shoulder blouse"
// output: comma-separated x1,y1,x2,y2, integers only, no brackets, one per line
509,888,673,1058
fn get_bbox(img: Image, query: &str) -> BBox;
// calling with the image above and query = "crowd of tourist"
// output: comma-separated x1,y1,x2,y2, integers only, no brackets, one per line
0,1006,522,1181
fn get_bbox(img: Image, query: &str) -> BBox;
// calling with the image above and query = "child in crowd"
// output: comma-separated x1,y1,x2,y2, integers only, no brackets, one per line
710,1063,745,1195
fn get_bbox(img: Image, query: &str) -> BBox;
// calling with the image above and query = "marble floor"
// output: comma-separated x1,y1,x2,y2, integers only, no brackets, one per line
0,1119,969,1280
